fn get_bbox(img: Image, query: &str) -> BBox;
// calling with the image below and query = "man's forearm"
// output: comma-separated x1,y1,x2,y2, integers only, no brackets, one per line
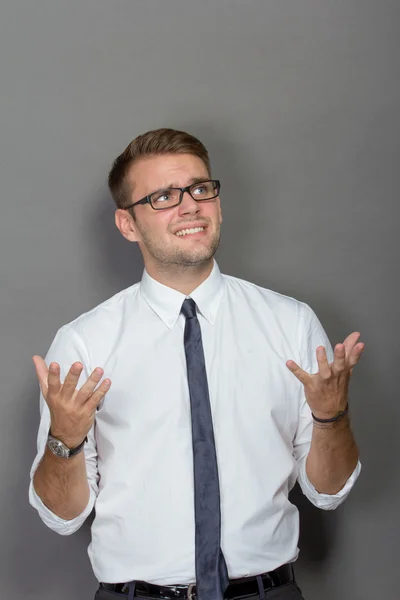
33,448,90,520
306,414,359,494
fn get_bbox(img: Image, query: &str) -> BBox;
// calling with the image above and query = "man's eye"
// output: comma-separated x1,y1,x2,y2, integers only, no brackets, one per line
193,186,207,195
154,192,171,202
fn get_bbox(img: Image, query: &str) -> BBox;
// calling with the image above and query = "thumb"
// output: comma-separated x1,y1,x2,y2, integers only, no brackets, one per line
32,355,49,399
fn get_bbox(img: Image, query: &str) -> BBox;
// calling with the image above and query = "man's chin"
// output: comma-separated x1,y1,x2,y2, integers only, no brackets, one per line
175,253,215,267
143,235,220,268
170,246,218,267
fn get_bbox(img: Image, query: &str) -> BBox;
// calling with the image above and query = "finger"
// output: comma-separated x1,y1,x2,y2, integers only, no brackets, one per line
86,378,112,410
348,342,365,368
331,343,346,375
286,360,310,385
75,368,105,403
316,346,331,379
47,362,62,395
62,363,85,401
32,355,49,399
343,332,361,357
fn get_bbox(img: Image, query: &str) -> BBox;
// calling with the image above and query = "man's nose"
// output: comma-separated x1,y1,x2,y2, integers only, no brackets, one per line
178,190,199,215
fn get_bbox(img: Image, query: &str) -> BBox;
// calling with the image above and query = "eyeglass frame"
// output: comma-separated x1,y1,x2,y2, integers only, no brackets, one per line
123,179,221,211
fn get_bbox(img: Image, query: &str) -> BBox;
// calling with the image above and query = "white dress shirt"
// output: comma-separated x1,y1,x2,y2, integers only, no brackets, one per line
29,260,361,585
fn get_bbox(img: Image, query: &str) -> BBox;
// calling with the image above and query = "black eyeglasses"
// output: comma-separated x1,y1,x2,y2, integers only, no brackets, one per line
123,179,220,211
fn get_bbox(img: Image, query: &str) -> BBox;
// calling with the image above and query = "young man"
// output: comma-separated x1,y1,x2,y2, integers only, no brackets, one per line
30,128,363,600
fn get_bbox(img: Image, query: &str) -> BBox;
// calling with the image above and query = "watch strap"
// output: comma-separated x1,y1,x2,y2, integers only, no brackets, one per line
47,433,88,458
68,436,88,456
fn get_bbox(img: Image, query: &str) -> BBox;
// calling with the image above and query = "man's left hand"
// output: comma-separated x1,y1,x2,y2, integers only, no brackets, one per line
286,332,365,419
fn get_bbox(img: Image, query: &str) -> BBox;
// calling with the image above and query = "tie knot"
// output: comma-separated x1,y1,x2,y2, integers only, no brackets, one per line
181,298,197,319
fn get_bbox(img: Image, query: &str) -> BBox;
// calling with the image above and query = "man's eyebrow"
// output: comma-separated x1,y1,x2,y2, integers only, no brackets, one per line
188,176,210,185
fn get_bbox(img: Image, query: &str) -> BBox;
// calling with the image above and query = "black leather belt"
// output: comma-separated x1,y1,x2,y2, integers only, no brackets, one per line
101,563,294,598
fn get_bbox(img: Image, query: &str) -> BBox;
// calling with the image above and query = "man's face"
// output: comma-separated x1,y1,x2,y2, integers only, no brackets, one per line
122,153,222,270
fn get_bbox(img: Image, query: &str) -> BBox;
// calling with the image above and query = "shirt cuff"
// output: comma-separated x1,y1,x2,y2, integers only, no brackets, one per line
298,460,362,510
29,479,96,535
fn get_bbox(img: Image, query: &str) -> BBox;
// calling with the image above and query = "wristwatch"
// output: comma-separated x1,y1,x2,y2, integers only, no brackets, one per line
47,433,88,459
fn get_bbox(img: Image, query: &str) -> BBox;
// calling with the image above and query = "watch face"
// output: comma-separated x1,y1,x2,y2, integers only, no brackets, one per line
48,439,69,458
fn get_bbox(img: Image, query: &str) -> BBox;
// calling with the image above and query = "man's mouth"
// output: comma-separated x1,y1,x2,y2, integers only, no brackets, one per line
175,226,205,237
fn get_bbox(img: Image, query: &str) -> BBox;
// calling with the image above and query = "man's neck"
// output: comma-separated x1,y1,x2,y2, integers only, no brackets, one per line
145,259,214,295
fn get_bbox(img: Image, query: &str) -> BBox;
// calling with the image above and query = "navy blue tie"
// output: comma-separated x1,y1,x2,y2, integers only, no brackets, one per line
181,298,229,600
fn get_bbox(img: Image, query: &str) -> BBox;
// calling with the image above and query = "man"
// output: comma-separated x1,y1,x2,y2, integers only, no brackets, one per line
29,128,363,600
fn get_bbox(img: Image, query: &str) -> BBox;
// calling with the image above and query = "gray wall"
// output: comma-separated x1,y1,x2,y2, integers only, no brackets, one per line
0,1,398,598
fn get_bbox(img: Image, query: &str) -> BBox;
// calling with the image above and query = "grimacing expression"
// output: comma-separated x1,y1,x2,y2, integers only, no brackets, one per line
126,154,223,268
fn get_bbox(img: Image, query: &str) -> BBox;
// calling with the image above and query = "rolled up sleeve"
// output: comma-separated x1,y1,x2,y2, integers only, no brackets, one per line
297,457,361,509
28,478,96,535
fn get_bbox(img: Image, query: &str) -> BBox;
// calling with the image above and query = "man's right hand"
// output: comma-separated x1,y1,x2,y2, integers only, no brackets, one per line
32,356,112,449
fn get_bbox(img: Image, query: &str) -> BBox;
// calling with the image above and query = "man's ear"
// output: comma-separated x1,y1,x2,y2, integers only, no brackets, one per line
114,209,141,242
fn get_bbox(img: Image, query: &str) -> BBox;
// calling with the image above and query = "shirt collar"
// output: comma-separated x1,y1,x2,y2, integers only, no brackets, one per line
140,260,224,329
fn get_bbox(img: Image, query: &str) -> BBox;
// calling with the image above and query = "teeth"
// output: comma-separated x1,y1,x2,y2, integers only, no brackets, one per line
175,227,204,237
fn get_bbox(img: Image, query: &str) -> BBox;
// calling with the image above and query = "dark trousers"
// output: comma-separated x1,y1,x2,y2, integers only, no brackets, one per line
94,580,305,600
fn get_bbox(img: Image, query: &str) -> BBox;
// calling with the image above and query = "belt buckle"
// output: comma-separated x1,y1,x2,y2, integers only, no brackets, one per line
186,583,196,599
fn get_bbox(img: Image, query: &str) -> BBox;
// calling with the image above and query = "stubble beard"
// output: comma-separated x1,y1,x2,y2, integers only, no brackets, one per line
138,224,221,269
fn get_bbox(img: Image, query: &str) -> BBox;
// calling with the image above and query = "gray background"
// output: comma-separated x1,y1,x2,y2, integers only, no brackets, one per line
0,0,398,598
